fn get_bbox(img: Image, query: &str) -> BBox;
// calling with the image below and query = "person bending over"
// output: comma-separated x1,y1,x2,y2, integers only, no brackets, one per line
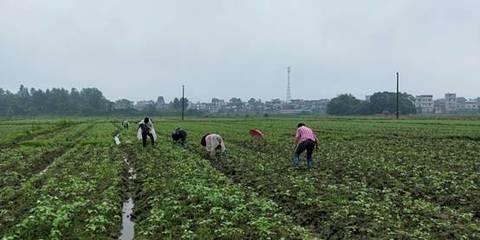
201,133,226,159
292,123,318,169
172,128,188,147
137,117,157,147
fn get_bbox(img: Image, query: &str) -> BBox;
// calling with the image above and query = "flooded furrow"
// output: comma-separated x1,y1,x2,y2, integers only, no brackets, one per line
119,151,135,240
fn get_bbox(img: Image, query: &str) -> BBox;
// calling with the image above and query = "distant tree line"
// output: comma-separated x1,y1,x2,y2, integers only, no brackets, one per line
327,92,416,115
0,85,200,117
0,85,112,116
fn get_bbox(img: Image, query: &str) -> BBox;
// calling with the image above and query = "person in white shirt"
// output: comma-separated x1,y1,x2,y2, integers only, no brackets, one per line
137,117,157,147
201,133,226,158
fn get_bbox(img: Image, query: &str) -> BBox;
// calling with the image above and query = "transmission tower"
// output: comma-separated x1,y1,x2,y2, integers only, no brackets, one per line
286,66,291,103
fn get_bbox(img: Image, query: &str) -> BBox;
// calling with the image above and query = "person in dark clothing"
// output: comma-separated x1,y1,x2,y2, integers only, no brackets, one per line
171,128,188,147
137,117,156,148
292,123,318,169
122,120,129,129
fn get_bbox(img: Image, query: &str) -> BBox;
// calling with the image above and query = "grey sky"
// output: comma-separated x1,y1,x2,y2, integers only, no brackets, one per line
1,0,479,102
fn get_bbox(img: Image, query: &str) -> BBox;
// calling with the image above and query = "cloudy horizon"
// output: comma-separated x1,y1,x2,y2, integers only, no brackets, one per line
1,0,479,103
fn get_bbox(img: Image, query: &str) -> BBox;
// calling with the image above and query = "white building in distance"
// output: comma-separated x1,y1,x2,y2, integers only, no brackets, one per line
465,100,479,111
135,100,155,110
445,93,457,113
415,95,434,114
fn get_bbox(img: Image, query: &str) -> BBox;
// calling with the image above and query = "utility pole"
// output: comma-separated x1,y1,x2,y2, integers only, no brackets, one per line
396,72,399,119
286,66,291,103
181,85,185,121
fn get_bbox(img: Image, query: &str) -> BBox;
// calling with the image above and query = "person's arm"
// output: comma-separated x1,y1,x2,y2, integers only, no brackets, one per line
294,129,300,145
220,141,226,153
209,150,216,159
315,136,319,149
205,137,213,152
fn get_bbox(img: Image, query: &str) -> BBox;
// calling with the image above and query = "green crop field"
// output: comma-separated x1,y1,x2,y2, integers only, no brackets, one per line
1,118,479,239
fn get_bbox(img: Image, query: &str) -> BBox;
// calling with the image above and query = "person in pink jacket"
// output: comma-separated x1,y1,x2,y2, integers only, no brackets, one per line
293,123,318,169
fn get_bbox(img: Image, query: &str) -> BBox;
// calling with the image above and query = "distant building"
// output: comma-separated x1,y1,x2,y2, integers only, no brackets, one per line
415,95,434,114
211,98,226,112
113,99,134,110
445,93,457,113
193,102,210,112
464,100,479,111
265,99,283,112
434,99,446,114
289,99,304,110
304,99,330,113
135,100,155,110
456,97,467,111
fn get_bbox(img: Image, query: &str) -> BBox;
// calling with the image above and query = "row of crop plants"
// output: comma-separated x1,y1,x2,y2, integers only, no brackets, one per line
232,129,480,216
153,120,479,239
0,123,96,212
259,120,480,215
0,120,77,146
122,129,314,239
1,122,125,239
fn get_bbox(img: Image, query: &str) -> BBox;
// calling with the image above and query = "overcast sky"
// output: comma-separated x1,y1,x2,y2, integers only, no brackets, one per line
1,1,479,102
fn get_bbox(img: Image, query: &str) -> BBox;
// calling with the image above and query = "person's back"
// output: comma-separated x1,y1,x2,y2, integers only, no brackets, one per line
293,123,318,169
172,128,187,146
201,133,226,158
296,126,316,142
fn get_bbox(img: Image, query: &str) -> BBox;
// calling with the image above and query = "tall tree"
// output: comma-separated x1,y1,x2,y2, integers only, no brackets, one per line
327,94,363,115
368,92,416,115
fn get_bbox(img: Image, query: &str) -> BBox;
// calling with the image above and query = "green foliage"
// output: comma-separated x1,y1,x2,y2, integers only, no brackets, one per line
327,92,416,115
0,123,123,239
131,143,311,239
0,86,111,116
1,118,480,239
327,94,363,115
368,92,416,114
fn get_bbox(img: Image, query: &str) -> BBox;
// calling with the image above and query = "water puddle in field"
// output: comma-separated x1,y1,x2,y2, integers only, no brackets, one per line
120,198,134,240
119,153,135,240
39,165,50,175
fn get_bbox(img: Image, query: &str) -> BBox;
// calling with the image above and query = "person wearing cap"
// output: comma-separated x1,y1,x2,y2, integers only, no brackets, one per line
172,128,188,147
201,133,226,158
249,129,265,139
292,123,318,169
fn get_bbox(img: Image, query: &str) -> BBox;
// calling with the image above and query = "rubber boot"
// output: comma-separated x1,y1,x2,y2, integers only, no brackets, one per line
292,154,300,168
307,158,313,169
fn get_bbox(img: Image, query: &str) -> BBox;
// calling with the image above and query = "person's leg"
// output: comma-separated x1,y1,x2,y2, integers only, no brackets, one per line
148,133,155,146
306,140,315,169
293,141,307,168
142,133,147,147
